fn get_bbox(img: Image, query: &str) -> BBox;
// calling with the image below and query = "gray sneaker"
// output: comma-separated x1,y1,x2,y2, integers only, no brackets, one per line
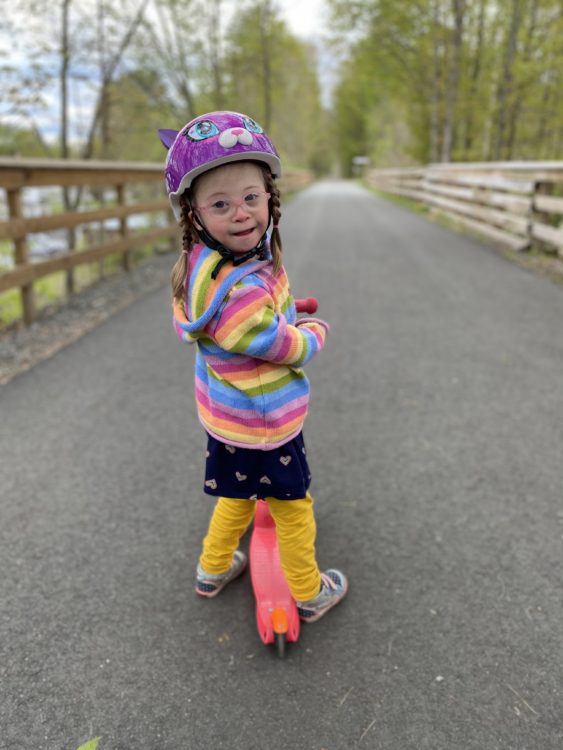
195,550,248,598
296,569,349,623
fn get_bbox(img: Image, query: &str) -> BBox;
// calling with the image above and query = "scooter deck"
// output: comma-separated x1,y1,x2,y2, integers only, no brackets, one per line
249,501,300,645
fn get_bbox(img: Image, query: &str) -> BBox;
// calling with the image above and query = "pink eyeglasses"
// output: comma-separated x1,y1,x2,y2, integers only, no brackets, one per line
195,191,271,218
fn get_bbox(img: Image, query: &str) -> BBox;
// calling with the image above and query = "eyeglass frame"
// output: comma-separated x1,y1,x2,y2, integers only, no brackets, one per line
194,191,271,218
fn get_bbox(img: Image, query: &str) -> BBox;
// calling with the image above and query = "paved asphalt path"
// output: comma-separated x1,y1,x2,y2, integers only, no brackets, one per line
2,181,563,750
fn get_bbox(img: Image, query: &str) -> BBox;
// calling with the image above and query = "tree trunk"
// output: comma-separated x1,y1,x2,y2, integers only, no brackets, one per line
535,82,553,159
441,0,466,162
98,0,111,159
260,0,273,131
60,0,71,159
429,0,441,163
209,0,224,109
506,0,539,158
81,0,149,160
493,0,523,160
60,0,76,294
167,0,196,118
463,0,487,156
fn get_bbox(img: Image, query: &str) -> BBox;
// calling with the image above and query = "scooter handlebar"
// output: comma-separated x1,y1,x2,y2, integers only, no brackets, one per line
294,297,318,314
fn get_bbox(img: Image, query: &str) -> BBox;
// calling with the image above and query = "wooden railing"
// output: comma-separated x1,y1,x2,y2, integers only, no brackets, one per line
0,158,177,325
367,161,563,258
0,158,313,326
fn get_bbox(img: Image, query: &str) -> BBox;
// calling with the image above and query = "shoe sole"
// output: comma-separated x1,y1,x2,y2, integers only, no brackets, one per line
299,576,349,623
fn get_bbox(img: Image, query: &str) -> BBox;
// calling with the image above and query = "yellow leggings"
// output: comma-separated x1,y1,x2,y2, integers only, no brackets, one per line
199,493,321,602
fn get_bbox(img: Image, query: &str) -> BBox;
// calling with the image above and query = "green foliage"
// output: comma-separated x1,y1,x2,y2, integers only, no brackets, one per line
103,72,177,162
1,0,330,172
222,2,330,174
328,0,563,168
0,251,154,327
76,739,101,750
0,125,52,157
4,0,562,173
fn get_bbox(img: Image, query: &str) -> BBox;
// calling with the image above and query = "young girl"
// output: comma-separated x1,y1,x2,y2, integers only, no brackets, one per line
159,111,348,623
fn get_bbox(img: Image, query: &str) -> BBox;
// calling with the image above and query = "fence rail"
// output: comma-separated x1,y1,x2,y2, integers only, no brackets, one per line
367,161,563,257
0,158,177,326
0,158,311,326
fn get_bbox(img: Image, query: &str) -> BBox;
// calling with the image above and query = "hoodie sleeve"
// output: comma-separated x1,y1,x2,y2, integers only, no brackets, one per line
209,283,329,366
172,301,198,343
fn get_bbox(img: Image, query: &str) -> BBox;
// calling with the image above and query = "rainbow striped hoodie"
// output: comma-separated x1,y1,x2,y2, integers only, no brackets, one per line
173,243,329,450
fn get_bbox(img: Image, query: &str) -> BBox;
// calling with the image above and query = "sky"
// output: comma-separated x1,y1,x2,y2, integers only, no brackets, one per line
275,0,336,107
1,0,336,142
276,0,329,38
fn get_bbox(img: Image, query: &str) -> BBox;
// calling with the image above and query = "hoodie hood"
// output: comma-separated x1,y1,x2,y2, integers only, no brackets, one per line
173,243,271,341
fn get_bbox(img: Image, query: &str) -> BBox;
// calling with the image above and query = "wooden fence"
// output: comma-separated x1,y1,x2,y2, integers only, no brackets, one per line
0,158,312,326
367,161,563,258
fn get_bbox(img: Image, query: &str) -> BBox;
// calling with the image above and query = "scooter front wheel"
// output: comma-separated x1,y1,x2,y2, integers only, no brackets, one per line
274,632,286,659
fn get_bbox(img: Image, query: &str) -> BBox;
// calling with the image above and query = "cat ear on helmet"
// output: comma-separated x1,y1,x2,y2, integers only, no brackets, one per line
158,129,179,149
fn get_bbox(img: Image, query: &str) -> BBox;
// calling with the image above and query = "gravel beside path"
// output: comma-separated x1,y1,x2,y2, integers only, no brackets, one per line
0,251,175,385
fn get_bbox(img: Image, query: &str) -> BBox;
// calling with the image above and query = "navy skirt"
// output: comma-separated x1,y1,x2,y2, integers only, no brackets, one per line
203,432,311,500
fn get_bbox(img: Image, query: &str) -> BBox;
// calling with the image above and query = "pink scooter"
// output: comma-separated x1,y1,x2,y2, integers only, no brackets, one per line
249,297,319,658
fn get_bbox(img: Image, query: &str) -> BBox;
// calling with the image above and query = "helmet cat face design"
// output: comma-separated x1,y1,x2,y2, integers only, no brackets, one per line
159,111,282,220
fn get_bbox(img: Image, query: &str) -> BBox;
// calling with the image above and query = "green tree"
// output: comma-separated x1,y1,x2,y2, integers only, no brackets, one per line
104,71,176,161
223,1,329,172
328,0,563,166
134,0,205,123
0,124,51,156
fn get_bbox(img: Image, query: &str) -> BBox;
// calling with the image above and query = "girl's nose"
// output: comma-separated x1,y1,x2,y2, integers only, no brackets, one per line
232,201,251,219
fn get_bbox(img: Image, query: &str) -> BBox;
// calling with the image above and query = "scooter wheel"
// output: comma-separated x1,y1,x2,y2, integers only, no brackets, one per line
274,632,286,659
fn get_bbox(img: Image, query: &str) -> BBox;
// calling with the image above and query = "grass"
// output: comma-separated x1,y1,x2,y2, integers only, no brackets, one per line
0,245,160,328
365,184,431,217
364,181,563,288
76,739,100,750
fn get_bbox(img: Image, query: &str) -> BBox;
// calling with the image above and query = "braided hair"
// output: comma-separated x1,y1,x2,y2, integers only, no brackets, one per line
261,164,283,275
170,161,282,305
170,194,197,304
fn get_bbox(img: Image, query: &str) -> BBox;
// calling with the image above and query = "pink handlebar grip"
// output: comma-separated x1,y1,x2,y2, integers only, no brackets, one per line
295,297,318,314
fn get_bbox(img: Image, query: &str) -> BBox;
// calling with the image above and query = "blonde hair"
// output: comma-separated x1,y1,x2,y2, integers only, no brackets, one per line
170,162,283,304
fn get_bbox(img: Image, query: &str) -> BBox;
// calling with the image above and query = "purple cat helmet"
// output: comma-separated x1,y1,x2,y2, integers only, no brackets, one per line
159,111,282,220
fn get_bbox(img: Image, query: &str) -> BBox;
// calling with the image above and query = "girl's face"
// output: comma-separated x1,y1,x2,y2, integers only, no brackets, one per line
193,162,270,254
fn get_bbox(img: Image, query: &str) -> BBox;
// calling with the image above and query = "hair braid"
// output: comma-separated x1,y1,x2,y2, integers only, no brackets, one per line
170,193,199,304
262,166,283,274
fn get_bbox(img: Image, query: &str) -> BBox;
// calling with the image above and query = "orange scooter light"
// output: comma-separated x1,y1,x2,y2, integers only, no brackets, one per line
271,607,289,634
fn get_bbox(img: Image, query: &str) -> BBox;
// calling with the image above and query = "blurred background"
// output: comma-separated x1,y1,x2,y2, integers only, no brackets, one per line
2,0,562,176
1,0,562,329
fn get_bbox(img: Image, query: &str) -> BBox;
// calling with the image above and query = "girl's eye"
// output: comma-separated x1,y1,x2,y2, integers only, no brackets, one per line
185,120,219,141
244,193,260,205
211,200,228,210
243,117,263,134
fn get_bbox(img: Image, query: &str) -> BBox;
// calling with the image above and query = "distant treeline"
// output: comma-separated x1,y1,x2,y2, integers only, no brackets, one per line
1,1,331,175
330,0,563,173
3,0,562,175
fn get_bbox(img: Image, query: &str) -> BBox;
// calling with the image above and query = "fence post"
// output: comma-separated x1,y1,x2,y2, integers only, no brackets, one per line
531,179,553,253
117,184,130,272
7,187,35,325
62,186,76,296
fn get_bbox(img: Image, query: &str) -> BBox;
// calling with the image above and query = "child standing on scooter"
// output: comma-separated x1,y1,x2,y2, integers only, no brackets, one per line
160,111,348,623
